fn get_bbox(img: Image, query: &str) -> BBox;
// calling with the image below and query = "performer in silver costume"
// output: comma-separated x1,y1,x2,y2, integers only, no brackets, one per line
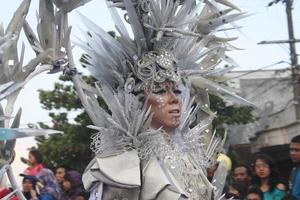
79,1,251,199
0,0,252,199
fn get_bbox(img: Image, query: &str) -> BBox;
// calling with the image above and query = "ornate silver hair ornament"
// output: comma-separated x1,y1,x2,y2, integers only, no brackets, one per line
136,49,179,80
123,48,180,93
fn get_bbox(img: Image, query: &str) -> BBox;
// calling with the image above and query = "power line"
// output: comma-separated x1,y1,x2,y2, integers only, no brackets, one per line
246,77,291,101
242,70,290,98
223,60,289,82
258,39,300,44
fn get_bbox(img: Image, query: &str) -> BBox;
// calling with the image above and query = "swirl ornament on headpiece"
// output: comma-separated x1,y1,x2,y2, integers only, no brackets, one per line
123,48,181,93
134,49,180,83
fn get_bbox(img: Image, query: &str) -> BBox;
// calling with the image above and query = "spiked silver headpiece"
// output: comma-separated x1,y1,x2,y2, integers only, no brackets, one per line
80,0,252,107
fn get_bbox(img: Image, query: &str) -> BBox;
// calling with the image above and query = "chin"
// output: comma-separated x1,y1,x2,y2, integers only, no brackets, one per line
164,123,180,132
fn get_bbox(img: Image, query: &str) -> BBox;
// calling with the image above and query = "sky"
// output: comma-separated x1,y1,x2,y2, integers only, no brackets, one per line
0,0,299,184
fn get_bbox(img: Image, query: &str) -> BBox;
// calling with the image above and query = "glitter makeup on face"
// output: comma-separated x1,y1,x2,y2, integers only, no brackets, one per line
146,81,183,133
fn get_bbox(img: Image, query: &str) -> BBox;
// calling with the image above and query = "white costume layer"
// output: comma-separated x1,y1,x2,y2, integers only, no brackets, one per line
83,150,213,200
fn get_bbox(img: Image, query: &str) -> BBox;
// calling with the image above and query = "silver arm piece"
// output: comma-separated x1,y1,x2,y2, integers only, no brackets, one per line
0,0,93,199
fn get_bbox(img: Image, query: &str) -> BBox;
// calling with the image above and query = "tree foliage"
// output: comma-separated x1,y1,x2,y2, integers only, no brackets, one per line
36,76,96,172
210,94,255,133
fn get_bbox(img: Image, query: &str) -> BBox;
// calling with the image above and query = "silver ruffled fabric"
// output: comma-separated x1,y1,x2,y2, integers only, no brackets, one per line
82,150,213,200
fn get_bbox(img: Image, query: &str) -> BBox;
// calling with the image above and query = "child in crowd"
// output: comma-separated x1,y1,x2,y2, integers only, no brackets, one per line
61,171,84,200
20,174,39,200
246,186,263,200
24,149,44,176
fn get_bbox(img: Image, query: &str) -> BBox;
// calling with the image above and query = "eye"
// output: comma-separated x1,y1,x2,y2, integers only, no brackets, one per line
152,89,167,95
173,89,182,95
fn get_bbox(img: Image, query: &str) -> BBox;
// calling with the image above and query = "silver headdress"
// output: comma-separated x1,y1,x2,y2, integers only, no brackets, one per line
80,0,252,104
79,0,251,129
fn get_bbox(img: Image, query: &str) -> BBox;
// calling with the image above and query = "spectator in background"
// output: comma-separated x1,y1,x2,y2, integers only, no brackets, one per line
246,186,263,200
55,165,71,185
207,162,218,182
224,181,247,200
252,154,287,200
289,135,300,200
23,149,61,200
24,149,44,176
37,168,61,200
20,174,39,200
61,170,84,200
0,176,18,200
233,164,253,188
74,192,89,200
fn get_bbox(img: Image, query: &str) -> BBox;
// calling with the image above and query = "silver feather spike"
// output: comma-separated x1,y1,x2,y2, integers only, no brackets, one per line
51,0,92,13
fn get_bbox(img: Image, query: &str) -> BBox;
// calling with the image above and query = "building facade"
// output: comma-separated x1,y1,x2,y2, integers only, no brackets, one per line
226,69,300,177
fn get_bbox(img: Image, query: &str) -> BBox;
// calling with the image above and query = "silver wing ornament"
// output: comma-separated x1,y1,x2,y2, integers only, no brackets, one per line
0,1,74,199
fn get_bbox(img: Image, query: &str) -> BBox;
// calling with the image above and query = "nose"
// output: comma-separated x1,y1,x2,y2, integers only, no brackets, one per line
167,90,179,104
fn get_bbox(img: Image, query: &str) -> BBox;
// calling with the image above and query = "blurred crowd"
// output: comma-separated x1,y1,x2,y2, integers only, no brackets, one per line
0,135,299,200
0,148,88,200
208,135,300,200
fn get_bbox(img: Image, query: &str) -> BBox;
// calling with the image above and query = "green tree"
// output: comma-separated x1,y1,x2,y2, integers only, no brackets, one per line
209,95,255,166
210,94,254,133
36,75,96,172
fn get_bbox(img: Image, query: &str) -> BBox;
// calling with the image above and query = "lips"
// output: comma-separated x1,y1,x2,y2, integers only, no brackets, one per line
291,156,299,161
257,171,267,178
168,108,181,117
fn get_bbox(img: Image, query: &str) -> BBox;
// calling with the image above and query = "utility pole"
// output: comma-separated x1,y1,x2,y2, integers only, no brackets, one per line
259,0,300,119
286,0,300,120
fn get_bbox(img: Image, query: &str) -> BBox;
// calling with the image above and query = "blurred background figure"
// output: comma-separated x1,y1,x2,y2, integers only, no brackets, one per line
24,149,44,176
23,148,61,200
252,154,287,200
74,192,89,200
0,175,18,200
20,174,39,200
289,135,300,200
55,165,71,185
36,168,61,200
246,186,263,200
61,170,84,200
207,162,218,182
224,181,247,200
232,164,253,188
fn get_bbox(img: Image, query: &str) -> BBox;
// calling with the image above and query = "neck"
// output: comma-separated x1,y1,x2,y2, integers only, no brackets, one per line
31,163,42,168
163,127,175,135
261,178,269,184
150,125,175,135
260,178,269,191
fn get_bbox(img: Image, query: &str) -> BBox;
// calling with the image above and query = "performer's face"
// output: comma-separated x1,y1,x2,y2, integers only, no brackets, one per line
145,81,182,133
